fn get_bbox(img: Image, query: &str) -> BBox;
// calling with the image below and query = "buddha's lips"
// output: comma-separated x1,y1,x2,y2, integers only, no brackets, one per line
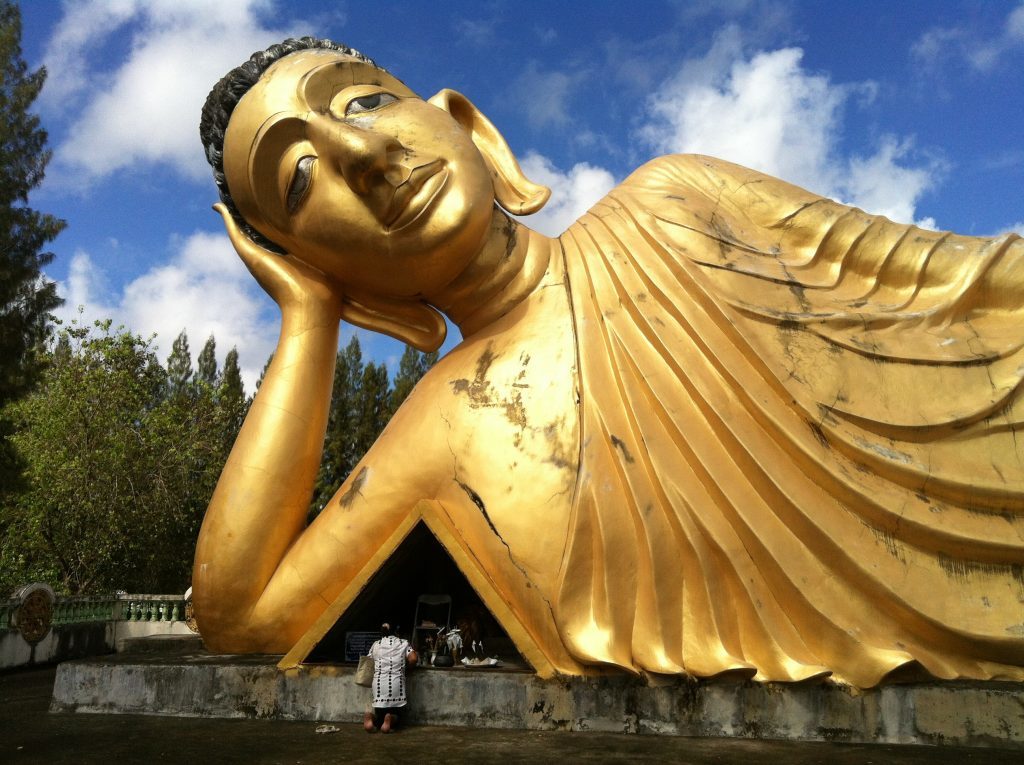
384,159,447,229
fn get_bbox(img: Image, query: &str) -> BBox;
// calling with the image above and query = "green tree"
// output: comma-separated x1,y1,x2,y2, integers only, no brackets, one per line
52,331,70,364
0,321,232,594
196,334,217,387
220,347,244,403
219,346,245,406
0,1,66,494
309,337,364,517
355,361,390,459
256,351,273,391
166,330,193,398
216,346,248,454
306,339,422,520
389,344,439,415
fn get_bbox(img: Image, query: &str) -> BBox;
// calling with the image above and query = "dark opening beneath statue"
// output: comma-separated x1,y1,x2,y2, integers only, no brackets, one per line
304,522,526,668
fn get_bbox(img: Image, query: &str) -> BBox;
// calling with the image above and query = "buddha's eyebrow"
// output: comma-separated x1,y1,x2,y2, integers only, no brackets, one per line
301,62,369,109
248,114,307,228
300,60,414,110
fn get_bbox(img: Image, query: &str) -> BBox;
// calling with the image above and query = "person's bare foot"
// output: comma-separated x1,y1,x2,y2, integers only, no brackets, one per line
363,712,377,733
381,713,396,733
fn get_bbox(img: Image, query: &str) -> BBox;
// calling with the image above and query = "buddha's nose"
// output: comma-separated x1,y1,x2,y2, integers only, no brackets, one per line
307,116,402,197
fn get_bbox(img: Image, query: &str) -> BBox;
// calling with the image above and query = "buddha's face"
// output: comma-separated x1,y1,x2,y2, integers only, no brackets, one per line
223,50,495,297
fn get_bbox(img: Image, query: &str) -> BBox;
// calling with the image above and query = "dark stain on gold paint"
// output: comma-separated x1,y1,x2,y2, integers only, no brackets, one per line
339,466,368,508
450,344,529,433
937,555,1024,594
450,345,497,404
809,422,830,449
611,435,635,464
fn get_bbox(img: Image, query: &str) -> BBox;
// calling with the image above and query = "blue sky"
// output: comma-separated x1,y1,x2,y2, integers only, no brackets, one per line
18,0,1024,391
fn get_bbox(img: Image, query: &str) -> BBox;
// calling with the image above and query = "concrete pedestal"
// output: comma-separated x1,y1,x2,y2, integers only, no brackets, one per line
51,646,1024,749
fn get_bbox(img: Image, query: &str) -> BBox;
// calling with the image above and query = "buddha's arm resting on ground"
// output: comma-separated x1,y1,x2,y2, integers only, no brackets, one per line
192,205,341,648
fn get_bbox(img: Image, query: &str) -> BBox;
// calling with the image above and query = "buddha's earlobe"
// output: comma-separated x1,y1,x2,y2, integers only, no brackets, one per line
428,88,550,215
340,290,447,352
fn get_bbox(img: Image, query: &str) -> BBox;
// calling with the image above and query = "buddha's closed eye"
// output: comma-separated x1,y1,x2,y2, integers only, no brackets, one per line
287,155,316,213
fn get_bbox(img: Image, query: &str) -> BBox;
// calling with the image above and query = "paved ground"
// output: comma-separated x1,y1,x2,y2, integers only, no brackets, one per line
2,666,1022,764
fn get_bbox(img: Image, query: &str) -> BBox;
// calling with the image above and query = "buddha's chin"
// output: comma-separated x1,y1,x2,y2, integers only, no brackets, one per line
384,209,493,290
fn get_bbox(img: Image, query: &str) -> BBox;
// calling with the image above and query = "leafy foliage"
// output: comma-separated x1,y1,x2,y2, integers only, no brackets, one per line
0,322,248,594
1,319,438,593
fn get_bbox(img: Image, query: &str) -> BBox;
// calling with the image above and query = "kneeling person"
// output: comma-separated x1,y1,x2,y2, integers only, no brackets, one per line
365,623,417,734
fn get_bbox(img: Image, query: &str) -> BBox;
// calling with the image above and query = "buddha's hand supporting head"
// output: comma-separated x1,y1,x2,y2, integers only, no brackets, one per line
203,39,550,350
213,202,343,323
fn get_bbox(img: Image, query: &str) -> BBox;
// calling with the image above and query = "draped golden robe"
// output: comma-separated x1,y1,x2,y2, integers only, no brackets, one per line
554,154,1024,687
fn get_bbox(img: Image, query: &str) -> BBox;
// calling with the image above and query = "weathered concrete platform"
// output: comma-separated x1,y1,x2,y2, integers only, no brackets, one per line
51,647,1024,749
9,666,1022,765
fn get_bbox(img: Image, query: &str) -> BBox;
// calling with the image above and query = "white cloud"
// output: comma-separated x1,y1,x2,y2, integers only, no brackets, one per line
912,2,1024,73
55,231,279,393
641,35,843,193
39,0,139,108
1010,4,1024,40
43,0,303,184
843,137,937,227
455,18,498,47
639,27,940,225
516,152,617,236
513,62,581,129
535,27,558,45
512,26,941,235
1004,222,1024,236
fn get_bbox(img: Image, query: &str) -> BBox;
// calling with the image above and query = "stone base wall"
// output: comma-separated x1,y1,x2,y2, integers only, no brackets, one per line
51,656,1024,749
1,623,111,671
2,621,194,671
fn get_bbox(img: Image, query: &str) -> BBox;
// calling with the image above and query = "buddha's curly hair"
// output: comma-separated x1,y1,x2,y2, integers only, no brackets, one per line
199,37,381,252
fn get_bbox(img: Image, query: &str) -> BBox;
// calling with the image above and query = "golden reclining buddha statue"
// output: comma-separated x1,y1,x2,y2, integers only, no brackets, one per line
194,37,1024,687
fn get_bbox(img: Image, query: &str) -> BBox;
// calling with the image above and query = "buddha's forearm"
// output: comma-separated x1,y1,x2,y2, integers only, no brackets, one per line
193,306,339,635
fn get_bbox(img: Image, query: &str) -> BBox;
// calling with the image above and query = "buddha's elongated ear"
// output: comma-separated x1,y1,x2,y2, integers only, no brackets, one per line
340,290,447,353
428,88,550,215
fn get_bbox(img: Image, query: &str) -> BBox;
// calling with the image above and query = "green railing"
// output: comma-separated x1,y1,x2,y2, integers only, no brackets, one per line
3,591,188,630
2,586,193,670
117,595,186,623
51,595,119,625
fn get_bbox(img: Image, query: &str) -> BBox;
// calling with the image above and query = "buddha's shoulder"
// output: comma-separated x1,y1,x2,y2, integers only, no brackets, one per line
618,153,779,194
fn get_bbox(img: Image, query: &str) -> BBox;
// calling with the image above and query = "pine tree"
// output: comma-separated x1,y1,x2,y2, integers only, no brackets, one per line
166,330,193,398
220,347,244,407
52,332,71,365
196,334,217,387
355,360,391,458
389,344,439,415
255,352,273,391
309,337,364,518
0,1,66,493
217,346,247,450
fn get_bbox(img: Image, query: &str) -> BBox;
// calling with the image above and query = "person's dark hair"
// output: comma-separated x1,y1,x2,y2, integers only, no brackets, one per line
380,622,391,637
199,36,381,253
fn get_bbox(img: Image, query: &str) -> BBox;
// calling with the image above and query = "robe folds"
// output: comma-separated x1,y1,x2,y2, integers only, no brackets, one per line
554,154,1024,686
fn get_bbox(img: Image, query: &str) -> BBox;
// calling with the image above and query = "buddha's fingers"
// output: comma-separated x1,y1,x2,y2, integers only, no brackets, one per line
213,203,343,319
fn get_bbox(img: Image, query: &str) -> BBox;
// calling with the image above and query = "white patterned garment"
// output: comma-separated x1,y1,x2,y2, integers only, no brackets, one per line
369,636,413,708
